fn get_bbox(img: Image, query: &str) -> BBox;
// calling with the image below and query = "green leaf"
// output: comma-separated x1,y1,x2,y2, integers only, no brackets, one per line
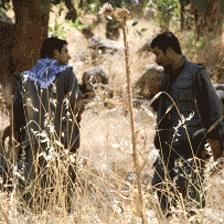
132,21,139,26
71,18,88,31
140,28,148,32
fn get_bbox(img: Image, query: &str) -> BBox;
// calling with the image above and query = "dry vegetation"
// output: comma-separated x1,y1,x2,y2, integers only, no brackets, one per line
0,6,224,224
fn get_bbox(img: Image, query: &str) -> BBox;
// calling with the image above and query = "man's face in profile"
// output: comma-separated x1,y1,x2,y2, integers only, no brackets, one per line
54,44,71,65
151,46,169,67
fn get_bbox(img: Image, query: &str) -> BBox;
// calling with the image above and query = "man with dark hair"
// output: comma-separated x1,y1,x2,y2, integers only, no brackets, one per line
148,32,224,216
15,36,84,208
150,32,182,55
40,37,68,59
22,36,83,152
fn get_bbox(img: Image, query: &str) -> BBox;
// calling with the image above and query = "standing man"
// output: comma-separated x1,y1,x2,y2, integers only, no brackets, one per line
148,32,224,216
15,37,84,207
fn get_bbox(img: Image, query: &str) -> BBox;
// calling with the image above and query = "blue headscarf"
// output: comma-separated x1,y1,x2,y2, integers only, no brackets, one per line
22,58,71,89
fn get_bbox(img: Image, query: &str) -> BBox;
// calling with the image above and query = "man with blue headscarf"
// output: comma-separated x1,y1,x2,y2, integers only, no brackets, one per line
22,37,83,151
15,37,84,208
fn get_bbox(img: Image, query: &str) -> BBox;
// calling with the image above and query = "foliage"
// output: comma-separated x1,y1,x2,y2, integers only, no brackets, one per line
48,19,67,39
0,0,10,9
70,18,88,31
182,0,224,14
190,0,208,12
133,22,148,38
0,7,4,16
79,0,101,14
0,0,11,16
152,0,179,30
79,0,149,14
182,30,214,63
121,0,148,10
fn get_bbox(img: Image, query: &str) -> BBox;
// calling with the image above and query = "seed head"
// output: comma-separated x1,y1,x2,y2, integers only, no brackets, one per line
98,3,114,16
99,3,130,27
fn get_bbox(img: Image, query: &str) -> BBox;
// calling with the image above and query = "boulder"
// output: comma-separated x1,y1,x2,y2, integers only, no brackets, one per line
81,66,113,99
87,36,123,65
88,36,123,54
214,84,224,105
143,7,156,20
134,64,164,99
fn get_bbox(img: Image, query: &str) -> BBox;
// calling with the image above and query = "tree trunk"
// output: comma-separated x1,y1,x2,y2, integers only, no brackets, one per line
0,0,50,169
0,21,16,107
0,0,50,108
191,0,223,38
12,0,50,73
64,0,78,22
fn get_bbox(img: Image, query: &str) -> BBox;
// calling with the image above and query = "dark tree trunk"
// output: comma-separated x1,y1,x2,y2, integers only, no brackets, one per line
179,1,222,38
191,0,223,39
0,0,50,108
12,0,50,73
180,3,185,30
0,0,50,181
0,21,16,107
64,0,78,22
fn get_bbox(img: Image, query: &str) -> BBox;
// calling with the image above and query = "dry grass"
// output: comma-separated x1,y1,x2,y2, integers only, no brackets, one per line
1,7,224,224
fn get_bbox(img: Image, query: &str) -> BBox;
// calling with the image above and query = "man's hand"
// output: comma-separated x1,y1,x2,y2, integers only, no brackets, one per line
208,139,223,160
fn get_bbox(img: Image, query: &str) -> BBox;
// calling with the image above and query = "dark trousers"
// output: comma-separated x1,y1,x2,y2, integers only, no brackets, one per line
17,143,77,211
152,149,206,216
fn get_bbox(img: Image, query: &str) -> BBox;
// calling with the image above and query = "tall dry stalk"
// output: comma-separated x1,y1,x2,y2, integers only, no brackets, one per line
122,26,147,224
99,4,147,223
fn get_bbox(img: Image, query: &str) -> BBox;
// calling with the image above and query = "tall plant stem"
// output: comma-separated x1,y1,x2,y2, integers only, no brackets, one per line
122,26,147,224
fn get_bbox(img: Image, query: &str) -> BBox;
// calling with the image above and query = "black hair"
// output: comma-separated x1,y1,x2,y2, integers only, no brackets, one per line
40,36,68,58
150,32,182,54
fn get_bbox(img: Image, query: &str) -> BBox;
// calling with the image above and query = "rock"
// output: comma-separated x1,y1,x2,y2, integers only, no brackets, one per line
134,64,164,99
82,66,108,91
81,66,113,99
143,7,156,20
134,68,224,109
88,36,123,54
214,84,224,105
87,36,123,65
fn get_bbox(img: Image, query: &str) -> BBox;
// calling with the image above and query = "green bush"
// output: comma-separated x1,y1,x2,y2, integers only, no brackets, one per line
78,0,101,14
152,0,179,30
48,20,67,39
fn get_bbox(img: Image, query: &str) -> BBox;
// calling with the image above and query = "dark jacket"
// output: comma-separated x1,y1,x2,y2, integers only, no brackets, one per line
153,59,224,157
21,66,83,152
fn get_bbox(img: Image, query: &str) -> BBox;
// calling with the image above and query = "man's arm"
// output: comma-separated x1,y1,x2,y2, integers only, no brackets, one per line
66,69,85,122
195,65,224,158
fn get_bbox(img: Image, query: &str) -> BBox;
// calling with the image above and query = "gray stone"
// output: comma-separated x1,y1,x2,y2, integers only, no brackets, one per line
81,66,113,99
88,36,123,54
134,64,164,100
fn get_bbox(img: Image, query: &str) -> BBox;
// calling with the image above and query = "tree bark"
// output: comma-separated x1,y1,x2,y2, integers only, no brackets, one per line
0,0,50,108
191,0,223,38
12,0,50,72
0,20,16,107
